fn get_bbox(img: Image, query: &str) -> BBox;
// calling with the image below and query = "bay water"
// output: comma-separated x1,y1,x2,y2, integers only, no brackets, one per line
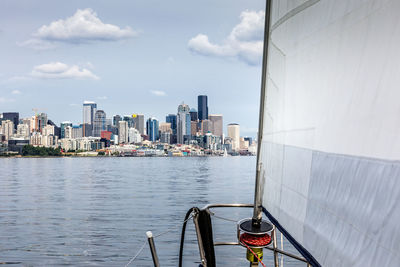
0,157,302,266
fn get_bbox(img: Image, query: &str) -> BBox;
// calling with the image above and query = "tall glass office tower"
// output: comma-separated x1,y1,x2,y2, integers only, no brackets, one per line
197,95,208,121
82,101,97,136
146,117,159,142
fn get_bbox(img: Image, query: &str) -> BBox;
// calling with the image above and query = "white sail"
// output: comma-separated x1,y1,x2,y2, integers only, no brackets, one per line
260,0,400,266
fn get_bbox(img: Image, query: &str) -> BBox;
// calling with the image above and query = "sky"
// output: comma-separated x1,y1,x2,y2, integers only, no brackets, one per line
0,0,266,138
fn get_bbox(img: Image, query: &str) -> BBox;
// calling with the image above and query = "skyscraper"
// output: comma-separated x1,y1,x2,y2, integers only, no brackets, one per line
83,101,97,136
227,123,240,152
166,114,177,135
113,115,121,126
201,119,213,135
209,114,223,137
190,108,198,121
2,112,19,130
36,113,48,133
146,117,159,142
118,121,128,144
1,120,14,141
133,114,145,135
93,110,107,137
177,103,191,144
198,95,208,121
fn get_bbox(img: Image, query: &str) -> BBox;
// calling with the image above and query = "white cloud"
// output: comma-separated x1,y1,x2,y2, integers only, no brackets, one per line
188,10,264,65
150,90,166,96
11,90,21,95
17,38,57,50
0,97,15,103
31,62,99,80
20,8,136,49
97,96,107,100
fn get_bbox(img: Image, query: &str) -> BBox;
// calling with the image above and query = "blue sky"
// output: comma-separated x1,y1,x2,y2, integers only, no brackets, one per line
0,0,265,137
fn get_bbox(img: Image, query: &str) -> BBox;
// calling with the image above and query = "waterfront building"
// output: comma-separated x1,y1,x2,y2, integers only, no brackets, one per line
132,114,145,135
2,112,19,130
82,101,97,136
197,95,208,121
7,138,29,154
118,121,128,144
177,103,191,144
209,114,223,138
128,127,142,144
93,110,107,137
146,117,159,142
72,125,83,139
227,123,240,152
190,108,198,121
30,132,42,146
64,126,72,139
16,124,30,138
60,121,72,139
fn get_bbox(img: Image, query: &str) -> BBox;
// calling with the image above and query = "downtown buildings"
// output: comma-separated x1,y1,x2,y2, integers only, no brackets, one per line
0,95,256,155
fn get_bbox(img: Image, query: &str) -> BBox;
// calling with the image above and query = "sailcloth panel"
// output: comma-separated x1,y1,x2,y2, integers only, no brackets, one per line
261,0,400,266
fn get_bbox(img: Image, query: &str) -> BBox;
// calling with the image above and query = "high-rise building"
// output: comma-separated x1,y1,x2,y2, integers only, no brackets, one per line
159,122,172,134
60,121,72,139
113,115,122,126
83,101,97,136
128,128,142,144
72,125,82,139
64,126,73,139
227,123,240,152
2,112,19,130
209,114,223,137
198,95,208,121
201,119,213,135
166,114,177,135
47,119,60,138
36,113,48,133
123,115,134,128
191,121,198,136
1,120,14,141
133,114,145,135
190,108,198,121
118,121,128,144
177,103,191,144
42,125,55,136
146,117,159,142
17,124,30,138
93,110,107,137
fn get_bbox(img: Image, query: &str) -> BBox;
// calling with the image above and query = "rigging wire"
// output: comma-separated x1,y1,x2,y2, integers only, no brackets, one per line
125,241,147,267
125,212,194,266
209,212,238,223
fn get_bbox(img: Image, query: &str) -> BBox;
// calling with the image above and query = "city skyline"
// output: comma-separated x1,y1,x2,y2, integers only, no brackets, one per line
0,0,265,138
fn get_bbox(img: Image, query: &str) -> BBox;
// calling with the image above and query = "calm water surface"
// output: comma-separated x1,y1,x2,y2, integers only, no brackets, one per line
0,157,302,266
